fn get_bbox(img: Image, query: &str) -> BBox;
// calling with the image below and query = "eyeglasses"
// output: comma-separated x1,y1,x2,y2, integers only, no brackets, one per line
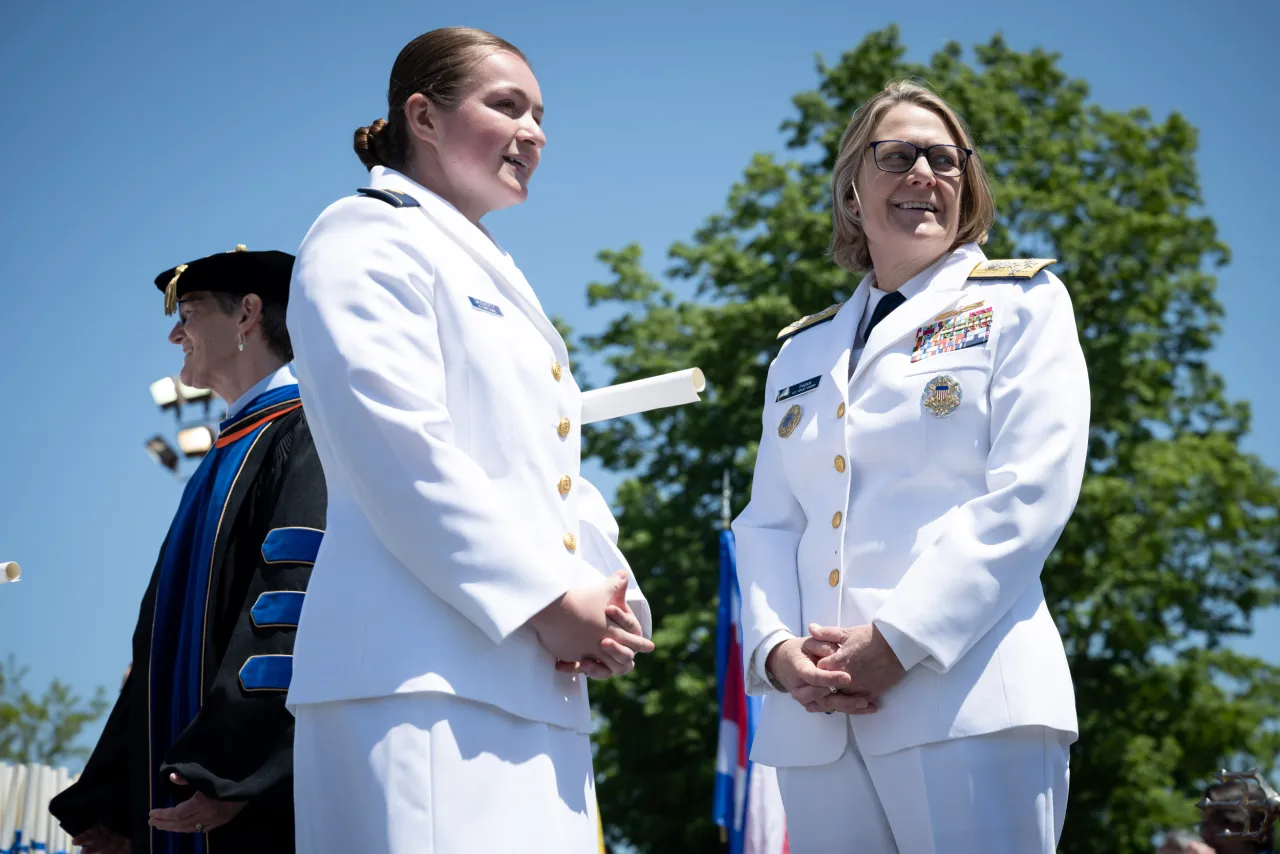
868,140,973,177
176,295,210,326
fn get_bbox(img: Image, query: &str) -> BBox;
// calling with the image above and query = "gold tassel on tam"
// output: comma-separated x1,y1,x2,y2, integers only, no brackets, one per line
164,264,188,316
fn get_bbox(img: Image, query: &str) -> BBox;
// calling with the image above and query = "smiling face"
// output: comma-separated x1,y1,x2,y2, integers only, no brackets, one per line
852,103,965,274
409,50,545,222
167,293,241,391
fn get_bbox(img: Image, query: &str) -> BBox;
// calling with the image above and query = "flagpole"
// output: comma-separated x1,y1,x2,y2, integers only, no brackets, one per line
721,469,732,531
713,466,790,854
718,468,732,852
717,467,729,851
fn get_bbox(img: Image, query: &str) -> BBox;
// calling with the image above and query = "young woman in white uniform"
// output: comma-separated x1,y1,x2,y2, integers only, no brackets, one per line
285,28,655,854
732,81,1090,853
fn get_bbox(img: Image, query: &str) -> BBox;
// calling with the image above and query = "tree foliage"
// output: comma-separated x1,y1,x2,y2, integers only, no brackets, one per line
0,656,108,766
580,26,1280,854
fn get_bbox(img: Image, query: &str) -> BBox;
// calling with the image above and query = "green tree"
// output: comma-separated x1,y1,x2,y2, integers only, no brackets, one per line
0,656,108,766
580,26,1280,854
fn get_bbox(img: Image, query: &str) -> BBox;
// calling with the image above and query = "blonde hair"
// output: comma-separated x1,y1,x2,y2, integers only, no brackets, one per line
829,80,995,272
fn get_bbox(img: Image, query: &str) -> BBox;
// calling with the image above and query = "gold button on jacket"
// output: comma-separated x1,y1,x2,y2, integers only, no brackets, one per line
557,417,571,438
836,402,846,418
834,455,846,473
831,511,842,528
551,361,563,381
563,532,577,551
828,569,840,587
558,475,572,496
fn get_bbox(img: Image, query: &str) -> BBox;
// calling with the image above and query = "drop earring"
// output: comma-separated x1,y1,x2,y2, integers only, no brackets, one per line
237,333,245,352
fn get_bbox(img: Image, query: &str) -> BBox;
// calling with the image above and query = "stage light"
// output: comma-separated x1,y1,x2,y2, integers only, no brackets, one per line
150,377,179,410
177,425,215,457
175,380,213,405
145,435,180,473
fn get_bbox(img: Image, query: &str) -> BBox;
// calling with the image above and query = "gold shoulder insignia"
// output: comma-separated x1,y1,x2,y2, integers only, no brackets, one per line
968,258,1056,279
776,302,844,341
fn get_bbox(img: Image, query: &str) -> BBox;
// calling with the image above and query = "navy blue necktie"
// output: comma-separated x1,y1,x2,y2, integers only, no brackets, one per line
864,290,906,341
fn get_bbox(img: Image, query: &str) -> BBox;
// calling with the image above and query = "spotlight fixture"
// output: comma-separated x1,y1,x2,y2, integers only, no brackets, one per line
149,377,180,410
175,380,213,405
177,425,216,458
145,435,180,473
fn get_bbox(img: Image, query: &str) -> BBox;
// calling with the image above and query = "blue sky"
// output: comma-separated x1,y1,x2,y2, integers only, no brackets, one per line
1,0,1277,758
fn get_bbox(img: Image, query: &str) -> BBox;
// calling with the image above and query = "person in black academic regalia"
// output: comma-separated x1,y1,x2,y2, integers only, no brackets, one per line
50,246,327,854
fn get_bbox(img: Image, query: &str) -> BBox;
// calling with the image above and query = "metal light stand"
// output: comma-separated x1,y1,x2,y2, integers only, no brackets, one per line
144,377,223,480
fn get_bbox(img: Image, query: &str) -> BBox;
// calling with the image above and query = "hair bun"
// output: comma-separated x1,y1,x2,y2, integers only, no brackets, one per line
353,118,391,171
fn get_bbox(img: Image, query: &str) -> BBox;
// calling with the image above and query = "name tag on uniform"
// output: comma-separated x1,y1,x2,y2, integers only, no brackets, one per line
912,306,993,363
776,375,821,402
468,296,504,317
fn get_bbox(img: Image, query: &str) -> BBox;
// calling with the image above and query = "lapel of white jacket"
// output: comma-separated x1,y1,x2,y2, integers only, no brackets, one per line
822,280,868,396
369,167,570,364
849,245,985,387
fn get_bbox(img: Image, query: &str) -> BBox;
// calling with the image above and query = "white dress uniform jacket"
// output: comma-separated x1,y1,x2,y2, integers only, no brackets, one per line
733,243,1089,766
285,166,650,734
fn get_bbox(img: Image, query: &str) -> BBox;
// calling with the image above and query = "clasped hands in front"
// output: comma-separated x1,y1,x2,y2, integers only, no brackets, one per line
766,622,907,715
530,569,655,680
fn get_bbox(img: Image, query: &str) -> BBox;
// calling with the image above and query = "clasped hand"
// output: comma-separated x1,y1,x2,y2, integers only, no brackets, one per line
768,623,907,715
530,569,655,679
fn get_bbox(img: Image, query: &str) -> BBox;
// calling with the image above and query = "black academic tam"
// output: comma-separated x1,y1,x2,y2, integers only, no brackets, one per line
50,405,326,853
154,246,295,317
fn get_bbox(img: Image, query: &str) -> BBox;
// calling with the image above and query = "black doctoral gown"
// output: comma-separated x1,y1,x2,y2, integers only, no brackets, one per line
51,394,326,854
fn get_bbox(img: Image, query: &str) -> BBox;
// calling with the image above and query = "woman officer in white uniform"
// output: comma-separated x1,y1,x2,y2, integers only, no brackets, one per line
732,81,1090,853
284,27,655,854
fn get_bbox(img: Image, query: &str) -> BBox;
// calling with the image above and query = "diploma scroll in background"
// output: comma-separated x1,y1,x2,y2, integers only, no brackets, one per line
580,368,705,425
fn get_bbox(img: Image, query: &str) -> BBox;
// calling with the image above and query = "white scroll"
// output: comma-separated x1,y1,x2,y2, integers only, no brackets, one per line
580,368,706,425
0,764,22,851
0,762,79,853
0,562,19,584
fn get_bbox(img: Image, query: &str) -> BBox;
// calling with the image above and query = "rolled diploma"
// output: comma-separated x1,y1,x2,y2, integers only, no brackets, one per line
32,765,51,850
53,766,70,854
0,562,18,584
0,763,26,850
18,763,38,850
580,368,705,425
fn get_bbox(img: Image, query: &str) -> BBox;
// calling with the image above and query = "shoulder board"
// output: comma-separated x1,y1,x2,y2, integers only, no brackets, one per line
776,302,844,342
356,187,421,208
968,258,1056,279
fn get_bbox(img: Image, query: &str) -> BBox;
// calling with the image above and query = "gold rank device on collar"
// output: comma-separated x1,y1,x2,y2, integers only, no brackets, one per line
773,259,1054,344
967,258,1056,279
776,302,844,343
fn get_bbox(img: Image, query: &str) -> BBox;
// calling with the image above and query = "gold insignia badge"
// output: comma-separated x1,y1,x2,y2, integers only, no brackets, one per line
921,374,962,417
777,404,803,438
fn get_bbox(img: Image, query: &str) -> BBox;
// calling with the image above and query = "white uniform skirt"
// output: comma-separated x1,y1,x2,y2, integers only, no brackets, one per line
294,692,599,854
